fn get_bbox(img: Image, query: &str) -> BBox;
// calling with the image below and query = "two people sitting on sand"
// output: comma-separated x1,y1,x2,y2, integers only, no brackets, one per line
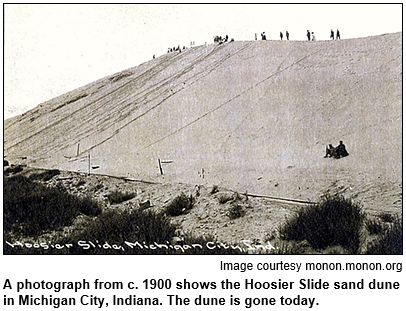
324,141,349,159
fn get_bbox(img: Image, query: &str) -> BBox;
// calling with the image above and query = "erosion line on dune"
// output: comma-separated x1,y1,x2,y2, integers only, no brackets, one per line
5,51,185,151
9,44,227,156
76,43,252,155
134,50,319,154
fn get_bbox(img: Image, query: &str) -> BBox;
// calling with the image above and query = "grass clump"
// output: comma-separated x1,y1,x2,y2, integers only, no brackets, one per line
106,190,136,204
4,175,102,236
53,211,244,255
279,195,365,253
29,169,60,181
217,192,239,204
228,203,246,219
378,212,396,223
165,193,194,216
365,218,386,235
60,209,177,254
366,218,402,254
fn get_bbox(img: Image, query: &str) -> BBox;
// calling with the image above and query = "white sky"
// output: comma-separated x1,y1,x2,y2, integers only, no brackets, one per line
3,3,402,119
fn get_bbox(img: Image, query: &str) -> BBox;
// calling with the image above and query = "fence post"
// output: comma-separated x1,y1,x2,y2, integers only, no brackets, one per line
158,158,163,175
88,153,91,176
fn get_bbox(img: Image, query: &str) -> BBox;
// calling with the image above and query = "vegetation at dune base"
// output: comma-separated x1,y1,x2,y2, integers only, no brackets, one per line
365,217,386,235
106,190,136,204
378,212,397,223
58,209,178,254
3,168,401,255
29,169,60,182
366,217,402,255
4,175,102,237
165,192,194,216
3,171,241,255
4,164,24,176
227,202,246,219
279,195,365,254
55,210,242,255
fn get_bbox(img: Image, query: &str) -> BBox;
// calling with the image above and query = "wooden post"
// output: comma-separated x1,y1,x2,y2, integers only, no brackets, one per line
158,158,163,175
88,153,91,176
76,142,80,157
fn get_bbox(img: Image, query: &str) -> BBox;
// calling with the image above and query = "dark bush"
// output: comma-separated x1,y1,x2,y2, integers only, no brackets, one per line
58,209,177,254
228,203,245,219
4,160,9,166
210,185,219,195
106,190,136,204
4,165,24,175
4,175,102,236
165,193,194,216
75,178,86,187
378,212,396,223
366,218,402,254
217,192,238,204
29,169,60,181
365,218,386,235
15,210,243,255
279,195,365,253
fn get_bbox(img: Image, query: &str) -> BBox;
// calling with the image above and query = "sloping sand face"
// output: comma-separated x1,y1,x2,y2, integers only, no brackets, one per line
5,33,402,214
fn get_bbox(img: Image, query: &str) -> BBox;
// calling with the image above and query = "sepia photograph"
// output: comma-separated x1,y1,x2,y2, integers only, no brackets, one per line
3,3,402,255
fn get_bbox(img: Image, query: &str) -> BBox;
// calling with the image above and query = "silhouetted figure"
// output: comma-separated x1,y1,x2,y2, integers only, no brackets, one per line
225,35,228,42
280,32,283,40
261,32,267,40
307,30,311,41
324,144,335,158
153,55,155,59
330,29,335,40
336,29,341,40
286,31,289,40
255,33,257,40
334,140,349,158
311,32,316,41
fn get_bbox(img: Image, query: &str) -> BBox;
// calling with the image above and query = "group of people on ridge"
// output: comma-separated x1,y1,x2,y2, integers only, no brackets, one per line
330,29,341,40
280,31,290,40
214,35,229,44
324,141,349,159
256,29,340,41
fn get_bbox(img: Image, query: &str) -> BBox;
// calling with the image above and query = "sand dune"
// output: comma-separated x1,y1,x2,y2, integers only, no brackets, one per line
5,33,402,215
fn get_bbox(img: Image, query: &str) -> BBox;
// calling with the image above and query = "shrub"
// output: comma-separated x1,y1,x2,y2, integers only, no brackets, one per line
228,203,245,219
366,218,402,254
4,165,24,175
4,160,9,166
210,185,219,195
378,212,396,223
28,210,244,255
279,195,365,253
106,190,136,204
4,175,102,236
75,178,86,187
29,169,60,181
165,193,194,216
59,209,178,254
217,192,239,204
365,218,386,235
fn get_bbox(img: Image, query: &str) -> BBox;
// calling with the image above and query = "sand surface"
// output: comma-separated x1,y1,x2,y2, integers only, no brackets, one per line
5,33,402,224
